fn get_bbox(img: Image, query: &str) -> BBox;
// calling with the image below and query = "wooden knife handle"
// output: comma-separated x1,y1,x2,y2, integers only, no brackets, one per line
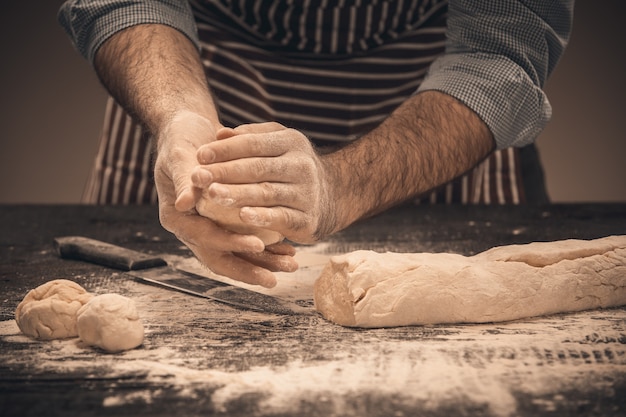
54,236,167,271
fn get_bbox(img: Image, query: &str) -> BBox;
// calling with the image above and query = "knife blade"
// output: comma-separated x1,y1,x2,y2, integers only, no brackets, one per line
53,236,311,316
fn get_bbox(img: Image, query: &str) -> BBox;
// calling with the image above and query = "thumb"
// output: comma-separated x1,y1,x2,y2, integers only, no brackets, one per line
172,155,200,212
174,184,199,212
155,145,200,212
216,127,237,140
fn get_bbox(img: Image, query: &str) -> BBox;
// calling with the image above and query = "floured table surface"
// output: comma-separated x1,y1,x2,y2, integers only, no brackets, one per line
1,204,625,417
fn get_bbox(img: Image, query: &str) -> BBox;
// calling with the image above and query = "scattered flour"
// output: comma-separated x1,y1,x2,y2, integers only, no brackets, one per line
3,309,625,417
103,390,157,407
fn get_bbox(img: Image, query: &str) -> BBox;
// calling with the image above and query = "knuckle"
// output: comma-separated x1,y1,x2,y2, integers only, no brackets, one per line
265,121,285,130
250,159,269,179
168,145,190,162
286,128,310,148
282,184,299,204
259,182,275,201
294,156,317,182
266,159,283,178
258,182,295,205
255,121,285,135
214,142,238,162
283,209,309,233
207,164,230,182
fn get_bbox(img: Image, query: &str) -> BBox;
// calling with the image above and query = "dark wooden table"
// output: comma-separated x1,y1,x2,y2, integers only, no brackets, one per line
1,204,625,417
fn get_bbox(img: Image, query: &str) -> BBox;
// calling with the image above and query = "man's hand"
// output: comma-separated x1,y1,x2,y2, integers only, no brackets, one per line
155,113,298,288
192,122,337,244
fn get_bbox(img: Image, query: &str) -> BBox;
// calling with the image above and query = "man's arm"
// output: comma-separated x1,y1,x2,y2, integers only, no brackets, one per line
94,23,218,140
319,90,494,236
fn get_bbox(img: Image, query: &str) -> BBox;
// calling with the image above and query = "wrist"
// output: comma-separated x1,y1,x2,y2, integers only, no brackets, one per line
314,152,364,239
155,110,222,153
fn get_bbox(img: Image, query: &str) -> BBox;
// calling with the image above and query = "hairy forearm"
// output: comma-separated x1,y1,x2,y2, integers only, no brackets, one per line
321,90,495,235
93,24,219,137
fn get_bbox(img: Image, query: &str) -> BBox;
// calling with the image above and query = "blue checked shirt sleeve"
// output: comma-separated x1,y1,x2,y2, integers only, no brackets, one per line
417,0,574,149
58,0,199,65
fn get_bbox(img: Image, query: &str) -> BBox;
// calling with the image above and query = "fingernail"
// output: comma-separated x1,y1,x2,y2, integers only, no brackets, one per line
245,236,265,253
241,207,268,226
281,259,299,272
198,148,215,164
174,188,195,211
217,127,236,140
260,273,277,289
209,184,234,206
192,169,212,185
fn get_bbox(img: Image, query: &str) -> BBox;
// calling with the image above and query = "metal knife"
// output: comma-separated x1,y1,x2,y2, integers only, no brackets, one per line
54,236,311,316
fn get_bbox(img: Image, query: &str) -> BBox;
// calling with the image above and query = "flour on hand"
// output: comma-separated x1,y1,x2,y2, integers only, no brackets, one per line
77,293,144,353
313,236,626,328
196,192,283,245
15,279,93,340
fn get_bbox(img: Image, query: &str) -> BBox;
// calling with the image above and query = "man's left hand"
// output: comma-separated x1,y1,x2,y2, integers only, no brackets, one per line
191,122,336,244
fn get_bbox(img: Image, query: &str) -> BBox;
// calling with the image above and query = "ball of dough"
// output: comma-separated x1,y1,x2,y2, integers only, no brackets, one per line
15,279,94,340
77,293,144,353
196,190,283,245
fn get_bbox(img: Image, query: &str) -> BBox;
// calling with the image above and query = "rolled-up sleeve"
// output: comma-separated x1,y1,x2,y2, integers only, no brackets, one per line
58,0,199,65
417,0,574,149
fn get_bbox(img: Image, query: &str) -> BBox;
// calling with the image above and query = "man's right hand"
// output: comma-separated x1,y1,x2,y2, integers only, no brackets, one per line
154,111,297,288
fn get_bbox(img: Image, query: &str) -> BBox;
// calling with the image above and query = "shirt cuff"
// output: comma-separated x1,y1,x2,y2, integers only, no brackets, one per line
417,52,552,150
58,0,199,65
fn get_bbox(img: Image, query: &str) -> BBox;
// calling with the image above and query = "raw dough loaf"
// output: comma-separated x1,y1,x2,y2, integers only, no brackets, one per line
15,279,93,339
314,236,626,328
77,293,144,353
197,191,283,245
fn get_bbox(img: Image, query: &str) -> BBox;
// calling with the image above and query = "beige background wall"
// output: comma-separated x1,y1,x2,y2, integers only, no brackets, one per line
1,1,624,204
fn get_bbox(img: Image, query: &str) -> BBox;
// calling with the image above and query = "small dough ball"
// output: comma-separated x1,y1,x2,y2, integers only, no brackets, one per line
196,191,283,245
15,279,93,340
77,293,144,353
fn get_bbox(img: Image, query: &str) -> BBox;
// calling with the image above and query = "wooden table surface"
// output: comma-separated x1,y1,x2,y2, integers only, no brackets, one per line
1,204,625,417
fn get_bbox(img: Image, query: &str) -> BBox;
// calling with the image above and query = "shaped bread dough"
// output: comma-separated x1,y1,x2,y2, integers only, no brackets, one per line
196,191,283,245
313,235,626,328
15,279,93,340
77,293,144,353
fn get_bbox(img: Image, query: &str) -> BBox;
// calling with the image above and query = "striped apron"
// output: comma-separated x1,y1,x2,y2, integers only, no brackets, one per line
83,0,548,205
